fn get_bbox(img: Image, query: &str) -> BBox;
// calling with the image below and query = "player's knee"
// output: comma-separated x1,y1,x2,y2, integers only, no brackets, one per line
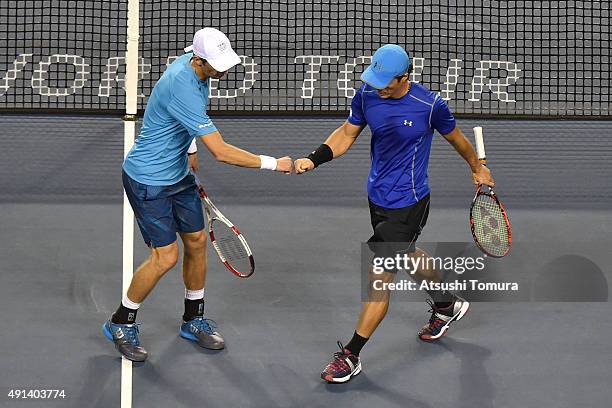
182,231,207,252
151,243,179,272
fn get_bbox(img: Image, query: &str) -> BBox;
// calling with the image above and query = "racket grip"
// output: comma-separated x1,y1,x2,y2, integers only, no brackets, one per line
189,169,202,186
473,126,486,162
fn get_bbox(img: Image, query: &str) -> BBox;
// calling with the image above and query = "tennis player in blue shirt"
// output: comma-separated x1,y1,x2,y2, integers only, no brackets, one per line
295,44,495,383
102,28,293,362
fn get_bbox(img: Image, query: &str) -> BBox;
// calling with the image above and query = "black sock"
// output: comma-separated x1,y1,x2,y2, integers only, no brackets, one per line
111,303,138,324
425,288,454,309
183,298,204,322
345,331,369,356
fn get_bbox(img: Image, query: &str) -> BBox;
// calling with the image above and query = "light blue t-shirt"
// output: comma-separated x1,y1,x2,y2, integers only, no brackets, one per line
123,53,217,185
348,82,456,209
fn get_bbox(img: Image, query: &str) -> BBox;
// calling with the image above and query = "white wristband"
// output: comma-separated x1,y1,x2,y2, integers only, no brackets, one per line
187,138,198,154
259,155,277,171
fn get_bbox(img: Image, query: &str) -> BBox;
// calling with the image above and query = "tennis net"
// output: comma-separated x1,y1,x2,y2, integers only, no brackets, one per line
1,1,610,117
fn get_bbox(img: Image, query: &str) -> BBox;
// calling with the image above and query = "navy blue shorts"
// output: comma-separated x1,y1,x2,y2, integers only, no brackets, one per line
122,170,205,248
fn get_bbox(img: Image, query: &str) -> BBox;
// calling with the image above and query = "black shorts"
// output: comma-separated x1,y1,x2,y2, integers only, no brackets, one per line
367,194,430,255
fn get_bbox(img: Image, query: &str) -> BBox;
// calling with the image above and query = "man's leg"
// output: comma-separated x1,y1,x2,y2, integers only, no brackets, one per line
321,198,429,383
410,247,453,306
171,176,207,299
174,180,225,350
353,300,389,343
349,269,395,350
353,246,451,342
110,241,179,325
344,222,413,359
320,264,395,383
412,246,469,341
180,230,207,292
103,242,179,362
104,171,180,361
180,230,207,322
127,242,180,303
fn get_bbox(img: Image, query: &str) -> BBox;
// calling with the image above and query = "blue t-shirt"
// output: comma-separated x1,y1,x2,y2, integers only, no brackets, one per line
348,82,456,209
123,53,217,185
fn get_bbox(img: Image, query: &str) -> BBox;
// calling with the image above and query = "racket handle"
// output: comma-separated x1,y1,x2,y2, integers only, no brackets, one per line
189,169,202,187
189,170,208,199
473,126,486,163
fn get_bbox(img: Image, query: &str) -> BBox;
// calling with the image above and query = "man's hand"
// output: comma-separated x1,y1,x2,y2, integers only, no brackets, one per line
276,156,294,173
188,153,199,171
294,158,315,174
472,164,495,187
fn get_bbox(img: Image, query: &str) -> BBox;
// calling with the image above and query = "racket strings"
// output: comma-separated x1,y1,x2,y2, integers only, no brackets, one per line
217,234,249,262
472,194,510,257
212,222,251,273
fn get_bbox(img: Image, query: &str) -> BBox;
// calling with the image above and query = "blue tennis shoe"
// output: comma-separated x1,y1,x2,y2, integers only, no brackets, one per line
180,316,225,350
102,320,148,362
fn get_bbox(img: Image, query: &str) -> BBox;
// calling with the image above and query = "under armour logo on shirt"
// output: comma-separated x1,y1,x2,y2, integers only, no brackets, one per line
404,120,413,126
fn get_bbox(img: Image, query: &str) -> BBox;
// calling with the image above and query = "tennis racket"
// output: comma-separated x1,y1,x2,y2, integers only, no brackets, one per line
470,126,512,258
190,171,255,278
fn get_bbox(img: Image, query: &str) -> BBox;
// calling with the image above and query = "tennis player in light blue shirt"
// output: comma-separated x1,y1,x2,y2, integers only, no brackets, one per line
103,28,293,363
123,52,218,185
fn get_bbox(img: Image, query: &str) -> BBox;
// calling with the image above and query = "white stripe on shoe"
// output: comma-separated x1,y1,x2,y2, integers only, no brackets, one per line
327,361,362,383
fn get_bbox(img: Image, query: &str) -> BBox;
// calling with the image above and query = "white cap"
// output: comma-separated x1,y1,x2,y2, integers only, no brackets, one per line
184,28,241,72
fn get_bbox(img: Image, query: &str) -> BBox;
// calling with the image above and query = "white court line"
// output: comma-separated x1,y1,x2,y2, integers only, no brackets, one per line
123,2,140,406
121,121,137,408
121,357,133,407
121,176,134,408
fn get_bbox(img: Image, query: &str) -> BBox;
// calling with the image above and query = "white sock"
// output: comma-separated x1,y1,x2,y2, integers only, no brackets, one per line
122,295,141,310
185,288,205,300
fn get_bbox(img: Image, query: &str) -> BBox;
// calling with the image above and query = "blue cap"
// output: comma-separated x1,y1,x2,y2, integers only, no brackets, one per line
360,44,411,89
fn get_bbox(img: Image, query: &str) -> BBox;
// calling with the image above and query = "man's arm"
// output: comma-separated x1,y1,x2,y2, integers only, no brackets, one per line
166,78,292,173
295,121,364,173
199,131,293,173
324,120,365,158
187,138,199,171
442,126,494,186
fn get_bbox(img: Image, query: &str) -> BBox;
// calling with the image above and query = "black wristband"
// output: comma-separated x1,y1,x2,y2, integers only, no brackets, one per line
306,144,334,168
187,152,197,156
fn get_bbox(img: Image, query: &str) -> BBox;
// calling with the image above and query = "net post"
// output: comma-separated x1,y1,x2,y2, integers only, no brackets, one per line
121,0,139,407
